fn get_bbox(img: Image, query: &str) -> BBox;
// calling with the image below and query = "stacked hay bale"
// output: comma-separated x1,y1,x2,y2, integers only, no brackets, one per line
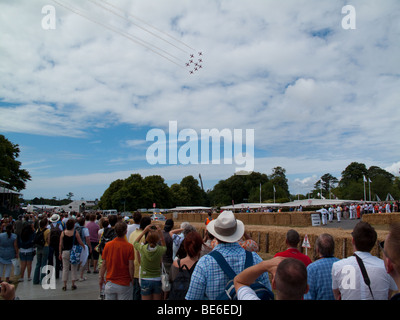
183,222,388,261
165,212,392,261
362,213,400,225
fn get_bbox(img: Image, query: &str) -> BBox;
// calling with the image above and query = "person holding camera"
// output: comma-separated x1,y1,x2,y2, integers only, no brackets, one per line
133,224,166,300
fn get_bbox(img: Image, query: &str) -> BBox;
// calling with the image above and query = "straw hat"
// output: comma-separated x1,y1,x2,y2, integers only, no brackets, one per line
49,214,60,223
207,211,244,243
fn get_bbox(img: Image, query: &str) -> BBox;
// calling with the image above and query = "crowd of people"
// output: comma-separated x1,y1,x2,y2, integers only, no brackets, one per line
317,202,399,225
1,209,400,301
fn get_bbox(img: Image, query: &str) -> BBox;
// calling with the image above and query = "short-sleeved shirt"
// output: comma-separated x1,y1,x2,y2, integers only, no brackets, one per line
237,285,260,300
185,242,271,300
102,237,134,286
86,221,100,243
274,248,312,267
41,228,50,247
0,233,17,264
304,256,339,300
332,251,398,300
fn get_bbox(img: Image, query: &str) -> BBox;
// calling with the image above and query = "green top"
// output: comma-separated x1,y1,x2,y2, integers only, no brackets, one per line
134,242,166,279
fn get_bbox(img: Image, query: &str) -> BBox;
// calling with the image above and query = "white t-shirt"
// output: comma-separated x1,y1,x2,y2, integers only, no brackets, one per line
126,223,140,243
332,251,397,300
237,286,260,300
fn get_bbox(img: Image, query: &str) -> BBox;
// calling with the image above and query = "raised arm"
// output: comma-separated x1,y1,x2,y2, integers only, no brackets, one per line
234,257,285,292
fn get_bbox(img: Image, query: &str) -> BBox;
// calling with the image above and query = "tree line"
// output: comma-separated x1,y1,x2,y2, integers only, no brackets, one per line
1,135,399,211
98,167,291,210
98,163,400,210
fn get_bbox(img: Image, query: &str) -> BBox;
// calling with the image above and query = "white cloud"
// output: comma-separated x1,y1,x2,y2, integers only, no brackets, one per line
385,161,400,176
2,0,400,199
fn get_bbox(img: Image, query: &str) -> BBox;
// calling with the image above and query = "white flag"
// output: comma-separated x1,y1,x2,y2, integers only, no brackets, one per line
273,185,276,193
368,178,372,183
363,175,367,182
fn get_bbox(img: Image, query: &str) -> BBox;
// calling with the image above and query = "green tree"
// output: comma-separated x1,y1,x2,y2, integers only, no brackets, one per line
66,192,74,200
312,173,338,198
269,167,289,198
142,175,172,208
0,135,31,191
208,172,269,206
99,174,173,210
367,166,396,201
179,176,207,206
170,183,191,207
336,163,398,200
339,162,368,188
98,179,125,210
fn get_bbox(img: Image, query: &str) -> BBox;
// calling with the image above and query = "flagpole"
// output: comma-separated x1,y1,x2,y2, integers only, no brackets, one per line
363,175,366,201
368,178,371,202
259,183,261,204
320,180,323,199
273,185,276,203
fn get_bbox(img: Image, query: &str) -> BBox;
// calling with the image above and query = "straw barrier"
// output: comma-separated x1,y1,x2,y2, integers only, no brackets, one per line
168,212,316,227
361,213,400,225
163,212,398,260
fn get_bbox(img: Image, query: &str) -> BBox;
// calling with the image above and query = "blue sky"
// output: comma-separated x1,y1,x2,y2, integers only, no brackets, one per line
1,0,400,201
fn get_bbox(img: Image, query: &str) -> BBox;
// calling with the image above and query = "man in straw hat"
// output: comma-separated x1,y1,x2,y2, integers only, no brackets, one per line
48,214,63,279
185,211,271,300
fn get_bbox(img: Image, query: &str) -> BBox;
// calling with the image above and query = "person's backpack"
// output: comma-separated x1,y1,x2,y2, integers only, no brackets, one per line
169,260,198,300
98,227,116,254
33,228,46,247
209,250,274,300
49,223,62,248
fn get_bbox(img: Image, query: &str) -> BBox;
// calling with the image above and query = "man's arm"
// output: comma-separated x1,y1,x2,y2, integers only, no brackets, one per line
99,259,107,287
234,257,284,292
333,288,341,300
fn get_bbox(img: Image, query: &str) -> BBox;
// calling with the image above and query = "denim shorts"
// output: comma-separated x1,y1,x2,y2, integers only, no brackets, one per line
140,279,162,296
19,251,34,261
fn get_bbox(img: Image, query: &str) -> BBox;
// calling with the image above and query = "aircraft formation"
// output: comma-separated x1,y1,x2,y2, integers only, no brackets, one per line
186,52,204,75
51,0,204,75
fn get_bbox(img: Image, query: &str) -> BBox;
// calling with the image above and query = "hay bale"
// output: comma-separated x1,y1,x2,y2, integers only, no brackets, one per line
248,213,261,225
187,221,391,260
261,213,275,226
236,213,249,225
291,213,312,227
275,214,291,226
362,213,400,225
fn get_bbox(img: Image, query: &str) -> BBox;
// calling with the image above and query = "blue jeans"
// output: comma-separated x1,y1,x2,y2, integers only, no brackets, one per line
33,246,49,285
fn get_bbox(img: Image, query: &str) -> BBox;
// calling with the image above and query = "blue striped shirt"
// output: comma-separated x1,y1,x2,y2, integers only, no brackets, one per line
304,256,339,300
185,242,271,300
